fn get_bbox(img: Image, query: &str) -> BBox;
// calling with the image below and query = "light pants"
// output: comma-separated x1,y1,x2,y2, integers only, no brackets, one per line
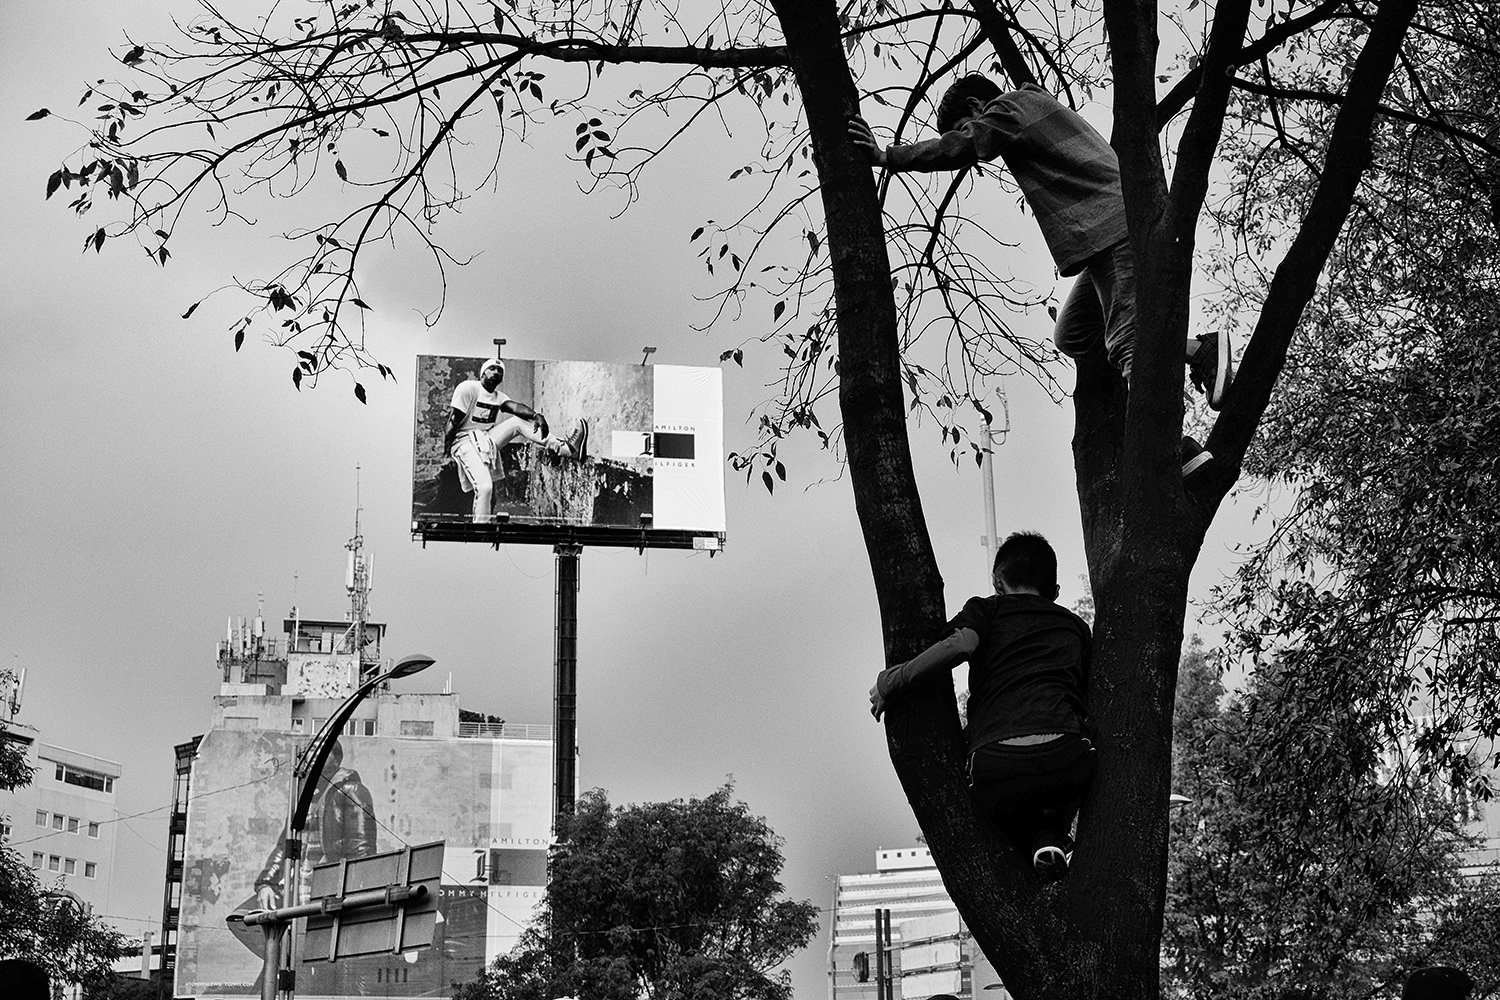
453,419,548,521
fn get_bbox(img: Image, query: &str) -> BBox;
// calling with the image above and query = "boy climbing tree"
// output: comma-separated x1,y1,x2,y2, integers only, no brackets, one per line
870,533,1093,882
848,73,1233,478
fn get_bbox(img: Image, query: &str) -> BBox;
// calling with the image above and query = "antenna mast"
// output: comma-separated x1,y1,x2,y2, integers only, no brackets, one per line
345,465,376,681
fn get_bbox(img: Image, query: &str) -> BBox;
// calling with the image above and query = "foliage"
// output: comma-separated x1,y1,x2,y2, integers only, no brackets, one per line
453,785,818,1000
1207,0,1500,782
1163,642,1498,1000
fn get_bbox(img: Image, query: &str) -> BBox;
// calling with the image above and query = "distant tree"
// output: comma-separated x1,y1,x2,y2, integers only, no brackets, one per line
0,713,133,995
453,785,818,1000
1162,643,1499,999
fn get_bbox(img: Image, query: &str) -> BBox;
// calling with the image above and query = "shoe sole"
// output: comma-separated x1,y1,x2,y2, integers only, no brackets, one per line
1033,846,1068,882
1182,449,1213,478
1208,331,1232,411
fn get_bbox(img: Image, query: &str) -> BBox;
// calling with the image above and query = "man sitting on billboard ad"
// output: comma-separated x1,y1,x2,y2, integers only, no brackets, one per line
443,358,590,522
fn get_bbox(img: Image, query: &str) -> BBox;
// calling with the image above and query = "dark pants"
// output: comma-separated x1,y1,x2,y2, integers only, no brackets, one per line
968,734,1096,855
1052,239,1136,383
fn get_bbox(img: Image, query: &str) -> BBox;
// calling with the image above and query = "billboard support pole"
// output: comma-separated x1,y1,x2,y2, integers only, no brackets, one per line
553,544,581,830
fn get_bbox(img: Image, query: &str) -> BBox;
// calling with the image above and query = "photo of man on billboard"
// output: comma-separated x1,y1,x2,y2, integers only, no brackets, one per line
413,356,655,529
443,357,590,523
225,738,375,985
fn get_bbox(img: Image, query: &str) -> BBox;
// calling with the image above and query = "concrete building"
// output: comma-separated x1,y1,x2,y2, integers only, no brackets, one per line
1,711,124,921
828,846,1004,1000
164,518,555,999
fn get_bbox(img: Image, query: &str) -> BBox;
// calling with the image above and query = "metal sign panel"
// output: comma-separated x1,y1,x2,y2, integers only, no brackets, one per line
303,842,444,961
411,356,726,548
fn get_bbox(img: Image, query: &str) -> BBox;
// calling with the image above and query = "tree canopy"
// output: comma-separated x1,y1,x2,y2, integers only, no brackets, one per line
454,785,819,1000
1163,642,1498,999
32,0,1500,996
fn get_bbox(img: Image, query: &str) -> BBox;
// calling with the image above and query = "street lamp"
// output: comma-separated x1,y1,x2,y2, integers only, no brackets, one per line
262,652,435,1000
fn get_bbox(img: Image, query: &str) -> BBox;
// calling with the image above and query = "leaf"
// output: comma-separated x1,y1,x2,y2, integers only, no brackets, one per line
27,108,51,121
234,328,244,351
732,349,743,367
122,45,145,65
335,159,348,181
762,470,774,494
775,461,786,481
773,301,786,322
46,170,62,199
690,226,705,242
157,246,170,266
182,302,200,319
806,231,820,255
372,128,389,137
292,367,303,390
576,135,590,152
90,228,106,253
354,382,367,404
351,298,370,309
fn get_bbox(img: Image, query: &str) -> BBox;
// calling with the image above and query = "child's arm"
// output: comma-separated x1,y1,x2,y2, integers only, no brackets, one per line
869,628,979,720
848,115,1006,175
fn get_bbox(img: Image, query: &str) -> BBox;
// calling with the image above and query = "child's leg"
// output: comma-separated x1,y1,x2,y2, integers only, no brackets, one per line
1087,239,1137,384
1054,241,1135,384
1052,272,1110,368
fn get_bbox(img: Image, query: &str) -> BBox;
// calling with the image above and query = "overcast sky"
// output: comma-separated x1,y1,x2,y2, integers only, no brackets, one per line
1,3,1265,995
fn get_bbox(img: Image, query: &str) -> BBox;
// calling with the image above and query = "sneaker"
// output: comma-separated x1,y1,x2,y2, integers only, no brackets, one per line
1188,331,1234,410
1033,844,1068,883
1180,435,1212,480
562,418,589,460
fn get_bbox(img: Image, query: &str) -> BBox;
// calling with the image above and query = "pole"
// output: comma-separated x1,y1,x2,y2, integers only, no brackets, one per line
553,544,581,827
260,924,282,1000
873,908,885,1000
981,416,999,580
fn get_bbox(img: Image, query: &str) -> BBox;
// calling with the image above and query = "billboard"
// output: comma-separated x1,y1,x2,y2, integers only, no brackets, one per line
175,729,552,998
411,356,725,548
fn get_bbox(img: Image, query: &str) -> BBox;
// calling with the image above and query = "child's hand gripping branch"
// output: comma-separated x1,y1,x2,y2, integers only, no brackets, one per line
869,628,979,721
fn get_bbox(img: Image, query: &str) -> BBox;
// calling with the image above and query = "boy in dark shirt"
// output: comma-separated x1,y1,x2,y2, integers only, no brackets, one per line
870,532,1094,881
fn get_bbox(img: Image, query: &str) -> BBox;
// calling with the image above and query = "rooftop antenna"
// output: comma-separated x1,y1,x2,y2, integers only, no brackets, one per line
345,465,375,679
493,338,506,360
641,345,657,365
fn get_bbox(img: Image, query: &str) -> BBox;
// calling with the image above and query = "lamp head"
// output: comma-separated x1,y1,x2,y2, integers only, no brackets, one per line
391,653,436,679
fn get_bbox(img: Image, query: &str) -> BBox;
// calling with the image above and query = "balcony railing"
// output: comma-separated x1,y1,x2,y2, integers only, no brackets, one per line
457,722,553,741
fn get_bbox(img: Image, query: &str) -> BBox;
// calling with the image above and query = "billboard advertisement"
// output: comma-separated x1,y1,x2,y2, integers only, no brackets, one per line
175,729,552,998
411,356,725,546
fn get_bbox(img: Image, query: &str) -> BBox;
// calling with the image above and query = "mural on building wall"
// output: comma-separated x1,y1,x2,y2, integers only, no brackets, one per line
411,355,725,536
175,729,552,998
285,656,356,699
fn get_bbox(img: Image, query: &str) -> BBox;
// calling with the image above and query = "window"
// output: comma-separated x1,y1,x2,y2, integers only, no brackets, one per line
68,817,79,834
0,819,9,839
291,718,305,733
52,814,64,830
32,852,44,868
84,862,97,879
47,855,60,871
64,858,76,875
57,763,115,793
87,822,100,838
345,719,375,736
35,810,47,827
399,720,434,738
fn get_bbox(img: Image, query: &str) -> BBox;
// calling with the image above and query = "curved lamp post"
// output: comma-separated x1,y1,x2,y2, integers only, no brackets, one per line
264,652,435,1000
